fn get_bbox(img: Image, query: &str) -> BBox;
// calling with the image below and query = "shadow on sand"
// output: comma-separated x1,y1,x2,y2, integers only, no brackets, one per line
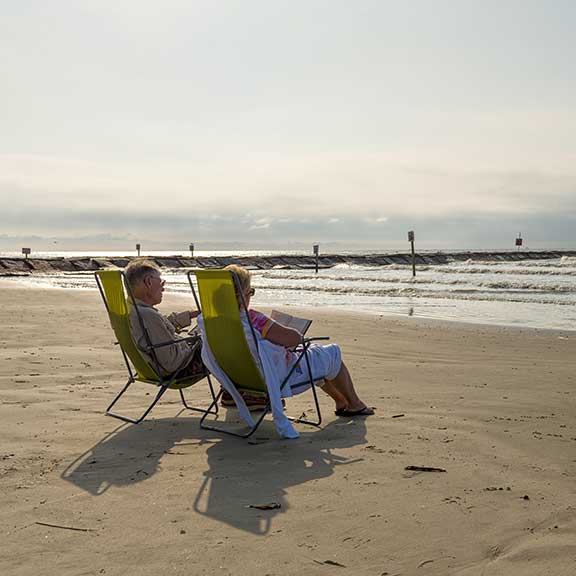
62,410,368,534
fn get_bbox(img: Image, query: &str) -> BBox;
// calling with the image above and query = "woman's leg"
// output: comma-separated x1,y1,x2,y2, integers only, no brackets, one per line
294,344,373,415
323,361,373,414
319,381,348,411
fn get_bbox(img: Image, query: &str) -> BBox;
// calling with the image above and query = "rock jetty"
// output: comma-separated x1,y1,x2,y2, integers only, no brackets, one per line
1,251,575,277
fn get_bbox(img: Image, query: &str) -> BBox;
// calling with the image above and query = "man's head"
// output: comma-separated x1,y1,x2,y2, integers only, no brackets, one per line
125,259,165,305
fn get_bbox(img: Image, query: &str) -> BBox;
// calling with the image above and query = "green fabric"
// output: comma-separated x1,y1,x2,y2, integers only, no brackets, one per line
96,270,160,382
195,269,266,393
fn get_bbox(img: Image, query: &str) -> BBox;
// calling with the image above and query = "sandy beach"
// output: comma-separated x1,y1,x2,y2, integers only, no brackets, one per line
1,279,575,576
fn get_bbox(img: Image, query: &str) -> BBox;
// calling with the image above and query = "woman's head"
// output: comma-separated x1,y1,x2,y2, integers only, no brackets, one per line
224,265,253,304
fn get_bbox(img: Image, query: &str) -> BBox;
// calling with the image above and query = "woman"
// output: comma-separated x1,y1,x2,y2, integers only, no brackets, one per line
225,265,374,417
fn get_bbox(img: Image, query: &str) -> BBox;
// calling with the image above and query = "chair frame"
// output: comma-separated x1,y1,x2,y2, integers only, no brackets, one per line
187,269,326,438
95,270,219,424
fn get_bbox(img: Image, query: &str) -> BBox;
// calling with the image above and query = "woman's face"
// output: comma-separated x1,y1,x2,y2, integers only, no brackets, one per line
241,283,255,307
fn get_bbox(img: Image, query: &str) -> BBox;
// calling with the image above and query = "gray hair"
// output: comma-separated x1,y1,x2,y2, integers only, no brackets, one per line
125,259,160,289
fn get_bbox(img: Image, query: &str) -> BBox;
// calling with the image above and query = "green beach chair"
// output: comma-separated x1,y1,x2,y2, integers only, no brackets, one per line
95,269,218,424
187,269,326,438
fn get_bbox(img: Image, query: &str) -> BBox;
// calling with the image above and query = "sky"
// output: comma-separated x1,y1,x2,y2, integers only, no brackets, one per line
1,0,575,251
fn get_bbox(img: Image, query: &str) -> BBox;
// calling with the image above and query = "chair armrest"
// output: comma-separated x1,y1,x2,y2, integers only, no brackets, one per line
145,336,199,351
302,336,330,344
291,336,330,352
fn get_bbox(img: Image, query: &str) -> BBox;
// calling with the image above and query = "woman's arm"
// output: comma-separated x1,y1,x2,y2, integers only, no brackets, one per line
264,322,302,348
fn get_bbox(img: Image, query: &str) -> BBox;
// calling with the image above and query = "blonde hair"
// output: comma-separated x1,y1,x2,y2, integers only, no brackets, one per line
224,265,251,295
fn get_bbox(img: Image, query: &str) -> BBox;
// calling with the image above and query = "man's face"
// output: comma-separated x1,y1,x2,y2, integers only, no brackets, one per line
144,272,165,305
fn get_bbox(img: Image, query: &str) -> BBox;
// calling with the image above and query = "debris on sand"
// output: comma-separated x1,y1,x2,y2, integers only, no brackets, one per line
246,502,281,510
405,465,447,473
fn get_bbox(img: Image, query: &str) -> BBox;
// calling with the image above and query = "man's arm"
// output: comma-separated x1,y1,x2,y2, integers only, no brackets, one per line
166,309,200,331
140,309,194,374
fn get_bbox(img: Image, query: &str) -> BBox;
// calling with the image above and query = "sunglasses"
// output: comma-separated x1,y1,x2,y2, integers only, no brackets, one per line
147,275,165,286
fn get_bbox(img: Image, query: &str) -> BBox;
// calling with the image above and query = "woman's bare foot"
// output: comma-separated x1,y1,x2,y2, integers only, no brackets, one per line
335,405,375,417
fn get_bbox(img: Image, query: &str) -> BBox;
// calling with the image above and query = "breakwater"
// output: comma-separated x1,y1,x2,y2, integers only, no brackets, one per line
1,250,576,276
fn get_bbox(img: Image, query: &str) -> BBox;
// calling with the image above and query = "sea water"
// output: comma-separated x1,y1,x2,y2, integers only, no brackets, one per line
3,251,576,331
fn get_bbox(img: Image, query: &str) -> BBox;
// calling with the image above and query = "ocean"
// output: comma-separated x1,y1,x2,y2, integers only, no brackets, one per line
3,250,576,331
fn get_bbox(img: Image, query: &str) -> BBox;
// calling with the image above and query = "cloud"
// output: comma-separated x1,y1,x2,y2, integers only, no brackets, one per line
249,217,272,230
1,206,574,252
2,150,575,223
363,216,389,224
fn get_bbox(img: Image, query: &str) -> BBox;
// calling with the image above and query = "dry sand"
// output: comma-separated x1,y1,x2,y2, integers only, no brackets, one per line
1,279,575,575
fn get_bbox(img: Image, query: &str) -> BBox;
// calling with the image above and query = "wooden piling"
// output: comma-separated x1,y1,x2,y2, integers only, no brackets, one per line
408,231,416,277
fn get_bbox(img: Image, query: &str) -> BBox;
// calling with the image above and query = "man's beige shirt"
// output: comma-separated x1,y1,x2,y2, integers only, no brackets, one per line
129,299,195,376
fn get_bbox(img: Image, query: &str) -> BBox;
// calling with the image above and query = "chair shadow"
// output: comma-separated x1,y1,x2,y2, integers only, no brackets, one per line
195,416,368,534
62,411,368,535
61,412,215,496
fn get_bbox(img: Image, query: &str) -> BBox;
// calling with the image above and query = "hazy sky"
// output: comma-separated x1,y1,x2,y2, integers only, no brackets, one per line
1,0,575,250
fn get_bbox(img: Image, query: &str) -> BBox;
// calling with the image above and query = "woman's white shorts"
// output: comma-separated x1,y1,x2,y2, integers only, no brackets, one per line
287,343,342,391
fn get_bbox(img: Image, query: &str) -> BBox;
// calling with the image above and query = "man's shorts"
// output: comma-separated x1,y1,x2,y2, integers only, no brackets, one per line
174,338,208,382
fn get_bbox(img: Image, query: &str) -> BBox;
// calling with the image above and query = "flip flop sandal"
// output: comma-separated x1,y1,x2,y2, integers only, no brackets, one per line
335,406,375,417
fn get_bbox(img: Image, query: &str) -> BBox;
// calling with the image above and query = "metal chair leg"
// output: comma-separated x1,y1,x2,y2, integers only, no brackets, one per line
198,390,270,438
284,345,322,428
288,382,322,427
179,374,219,415
105,380,170,424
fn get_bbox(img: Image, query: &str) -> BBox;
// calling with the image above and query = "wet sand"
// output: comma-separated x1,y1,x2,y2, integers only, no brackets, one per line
1,280,575,575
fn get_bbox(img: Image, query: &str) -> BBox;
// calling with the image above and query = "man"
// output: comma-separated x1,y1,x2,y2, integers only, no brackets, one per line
125,259,205,378
124,259,266,409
